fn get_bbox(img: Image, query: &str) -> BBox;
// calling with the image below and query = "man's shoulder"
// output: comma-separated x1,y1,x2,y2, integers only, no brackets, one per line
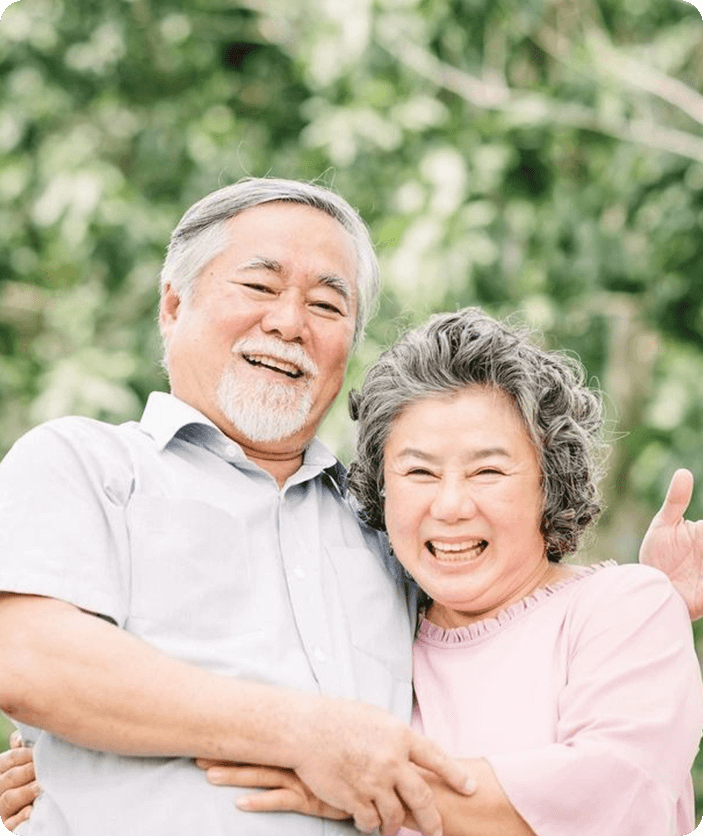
0,415,147,499
8,414,141,458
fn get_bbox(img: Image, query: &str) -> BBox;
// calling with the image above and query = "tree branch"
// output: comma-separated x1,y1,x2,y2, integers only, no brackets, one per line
534,24,703,129
377,26,703,165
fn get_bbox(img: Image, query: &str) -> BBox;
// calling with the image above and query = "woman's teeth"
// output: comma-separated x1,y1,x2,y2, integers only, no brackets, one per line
427,540,487,560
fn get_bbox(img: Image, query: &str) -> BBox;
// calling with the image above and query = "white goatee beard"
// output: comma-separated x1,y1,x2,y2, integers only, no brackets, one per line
216,366,314,443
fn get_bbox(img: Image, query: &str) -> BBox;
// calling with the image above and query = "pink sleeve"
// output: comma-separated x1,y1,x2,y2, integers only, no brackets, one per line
487,565,703,836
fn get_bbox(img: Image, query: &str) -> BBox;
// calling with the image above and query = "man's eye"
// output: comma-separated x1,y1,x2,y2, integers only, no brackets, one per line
311,301,343,315
476,468,502,476
406,468,436,478
244,283,275,294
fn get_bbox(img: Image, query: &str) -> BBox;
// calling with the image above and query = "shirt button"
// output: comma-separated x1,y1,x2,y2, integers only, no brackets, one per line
313,647,327,663
293,566,306,580
224,443,239,458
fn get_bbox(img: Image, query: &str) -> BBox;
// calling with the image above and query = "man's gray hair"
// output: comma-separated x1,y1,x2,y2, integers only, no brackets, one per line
160,177,380,345
348,307,608,562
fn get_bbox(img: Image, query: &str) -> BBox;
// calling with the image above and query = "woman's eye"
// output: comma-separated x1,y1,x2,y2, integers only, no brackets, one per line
406,468,436,478
476,468,502,476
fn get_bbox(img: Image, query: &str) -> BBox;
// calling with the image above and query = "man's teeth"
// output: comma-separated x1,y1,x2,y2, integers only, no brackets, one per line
427,540,487,559
244,354,303,378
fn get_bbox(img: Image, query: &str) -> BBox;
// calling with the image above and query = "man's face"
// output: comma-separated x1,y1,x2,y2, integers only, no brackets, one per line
160,202,358,452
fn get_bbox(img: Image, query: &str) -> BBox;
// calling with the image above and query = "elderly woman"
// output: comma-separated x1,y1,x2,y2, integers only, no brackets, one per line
2,308,702,835
343,307,703,835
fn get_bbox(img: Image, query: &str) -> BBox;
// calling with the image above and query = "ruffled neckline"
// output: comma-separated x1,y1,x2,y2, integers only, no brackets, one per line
417,560,617,645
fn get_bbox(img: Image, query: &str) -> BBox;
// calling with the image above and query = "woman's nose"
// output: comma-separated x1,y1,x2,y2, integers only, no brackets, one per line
429,479,477,522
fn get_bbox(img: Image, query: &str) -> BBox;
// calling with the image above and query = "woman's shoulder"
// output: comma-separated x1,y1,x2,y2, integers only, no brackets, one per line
565,560,690,635
572,560,678,598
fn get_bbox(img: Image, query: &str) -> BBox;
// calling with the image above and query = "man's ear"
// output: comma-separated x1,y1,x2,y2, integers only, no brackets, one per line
159,282,182,338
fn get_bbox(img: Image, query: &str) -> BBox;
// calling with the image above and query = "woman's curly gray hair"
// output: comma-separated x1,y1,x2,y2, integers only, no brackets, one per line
348,307,608,562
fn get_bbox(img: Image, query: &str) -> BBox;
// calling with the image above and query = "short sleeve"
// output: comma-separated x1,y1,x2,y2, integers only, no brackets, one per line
487,565,703,836
0,418,132,625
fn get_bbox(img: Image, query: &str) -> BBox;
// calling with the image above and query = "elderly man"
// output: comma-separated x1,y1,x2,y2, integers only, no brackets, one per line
0,178,473,836
1,178,702,836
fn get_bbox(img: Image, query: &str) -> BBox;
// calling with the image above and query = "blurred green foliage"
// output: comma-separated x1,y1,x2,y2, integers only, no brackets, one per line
1,0,702,813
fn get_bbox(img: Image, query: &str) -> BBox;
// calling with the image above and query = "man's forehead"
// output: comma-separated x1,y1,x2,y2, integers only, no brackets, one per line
220,204,358,283
225,200,345,231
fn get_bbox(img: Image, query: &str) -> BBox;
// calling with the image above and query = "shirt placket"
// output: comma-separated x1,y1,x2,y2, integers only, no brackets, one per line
277,487,339,693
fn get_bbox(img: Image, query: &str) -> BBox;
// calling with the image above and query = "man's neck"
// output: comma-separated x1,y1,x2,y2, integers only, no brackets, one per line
168,392,313,487
238,442,306,487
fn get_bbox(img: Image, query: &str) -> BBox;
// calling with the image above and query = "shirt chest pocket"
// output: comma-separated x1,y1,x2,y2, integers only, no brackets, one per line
126,496,258,641
327,546,412,685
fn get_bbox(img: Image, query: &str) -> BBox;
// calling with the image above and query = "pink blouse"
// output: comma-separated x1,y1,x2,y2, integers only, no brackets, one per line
404,562,703,836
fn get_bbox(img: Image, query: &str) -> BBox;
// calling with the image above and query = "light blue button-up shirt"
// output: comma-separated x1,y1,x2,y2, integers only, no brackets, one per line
0,392,414,836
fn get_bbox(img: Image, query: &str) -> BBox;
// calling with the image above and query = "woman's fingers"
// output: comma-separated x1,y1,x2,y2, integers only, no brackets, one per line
236,787,306,813
0,747,34,775
0,749,39,831
205,764,294,788
0,781,40,832
4,802,33,832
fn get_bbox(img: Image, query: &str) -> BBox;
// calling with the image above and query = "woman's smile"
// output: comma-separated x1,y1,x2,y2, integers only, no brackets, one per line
425,538,488,562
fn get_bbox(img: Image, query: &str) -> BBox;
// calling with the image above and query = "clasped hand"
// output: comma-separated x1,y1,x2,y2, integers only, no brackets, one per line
198,697,475,836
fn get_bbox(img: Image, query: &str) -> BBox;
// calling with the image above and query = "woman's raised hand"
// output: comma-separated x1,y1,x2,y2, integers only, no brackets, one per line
640,468,703,620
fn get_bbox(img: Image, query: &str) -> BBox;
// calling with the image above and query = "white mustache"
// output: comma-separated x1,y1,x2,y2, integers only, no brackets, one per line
232,337,318,378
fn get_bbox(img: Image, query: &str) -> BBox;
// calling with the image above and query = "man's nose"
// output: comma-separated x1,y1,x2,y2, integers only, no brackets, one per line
260,293,307,342
429,479,477,523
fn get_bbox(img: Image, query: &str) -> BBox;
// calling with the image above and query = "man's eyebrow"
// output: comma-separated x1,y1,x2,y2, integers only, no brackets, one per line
237,257,352,303
318,273,352,303
237,257,283,273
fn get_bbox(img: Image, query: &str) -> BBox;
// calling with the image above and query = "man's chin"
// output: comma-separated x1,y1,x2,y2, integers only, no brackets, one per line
222,404,314,445
217,372,315,445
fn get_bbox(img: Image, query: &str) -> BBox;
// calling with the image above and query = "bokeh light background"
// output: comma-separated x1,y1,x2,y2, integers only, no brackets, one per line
1,0,702,812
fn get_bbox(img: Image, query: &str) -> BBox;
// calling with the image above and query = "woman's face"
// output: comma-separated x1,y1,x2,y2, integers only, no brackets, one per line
383,385,550,628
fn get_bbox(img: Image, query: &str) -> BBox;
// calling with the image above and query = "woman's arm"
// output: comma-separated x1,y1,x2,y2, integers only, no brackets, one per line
417,759,535,836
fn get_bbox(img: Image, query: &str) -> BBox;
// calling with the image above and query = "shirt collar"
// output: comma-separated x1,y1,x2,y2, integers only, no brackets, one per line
138,392,219,451
297,437,348,496
138,392,347,495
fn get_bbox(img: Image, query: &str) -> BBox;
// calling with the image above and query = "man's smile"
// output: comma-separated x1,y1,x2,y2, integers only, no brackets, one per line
242,353,305,379
232,335,318,385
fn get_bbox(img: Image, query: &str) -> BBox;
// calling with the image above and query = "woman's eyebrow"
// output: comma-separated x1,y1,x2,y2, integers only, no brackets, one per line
394,447,511,462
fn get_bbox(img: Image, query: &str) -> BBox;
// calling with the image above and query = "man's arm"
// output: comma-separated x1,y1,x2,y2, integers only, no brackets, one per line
0,593,473,836
639,468,703,620
195,758,528,836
